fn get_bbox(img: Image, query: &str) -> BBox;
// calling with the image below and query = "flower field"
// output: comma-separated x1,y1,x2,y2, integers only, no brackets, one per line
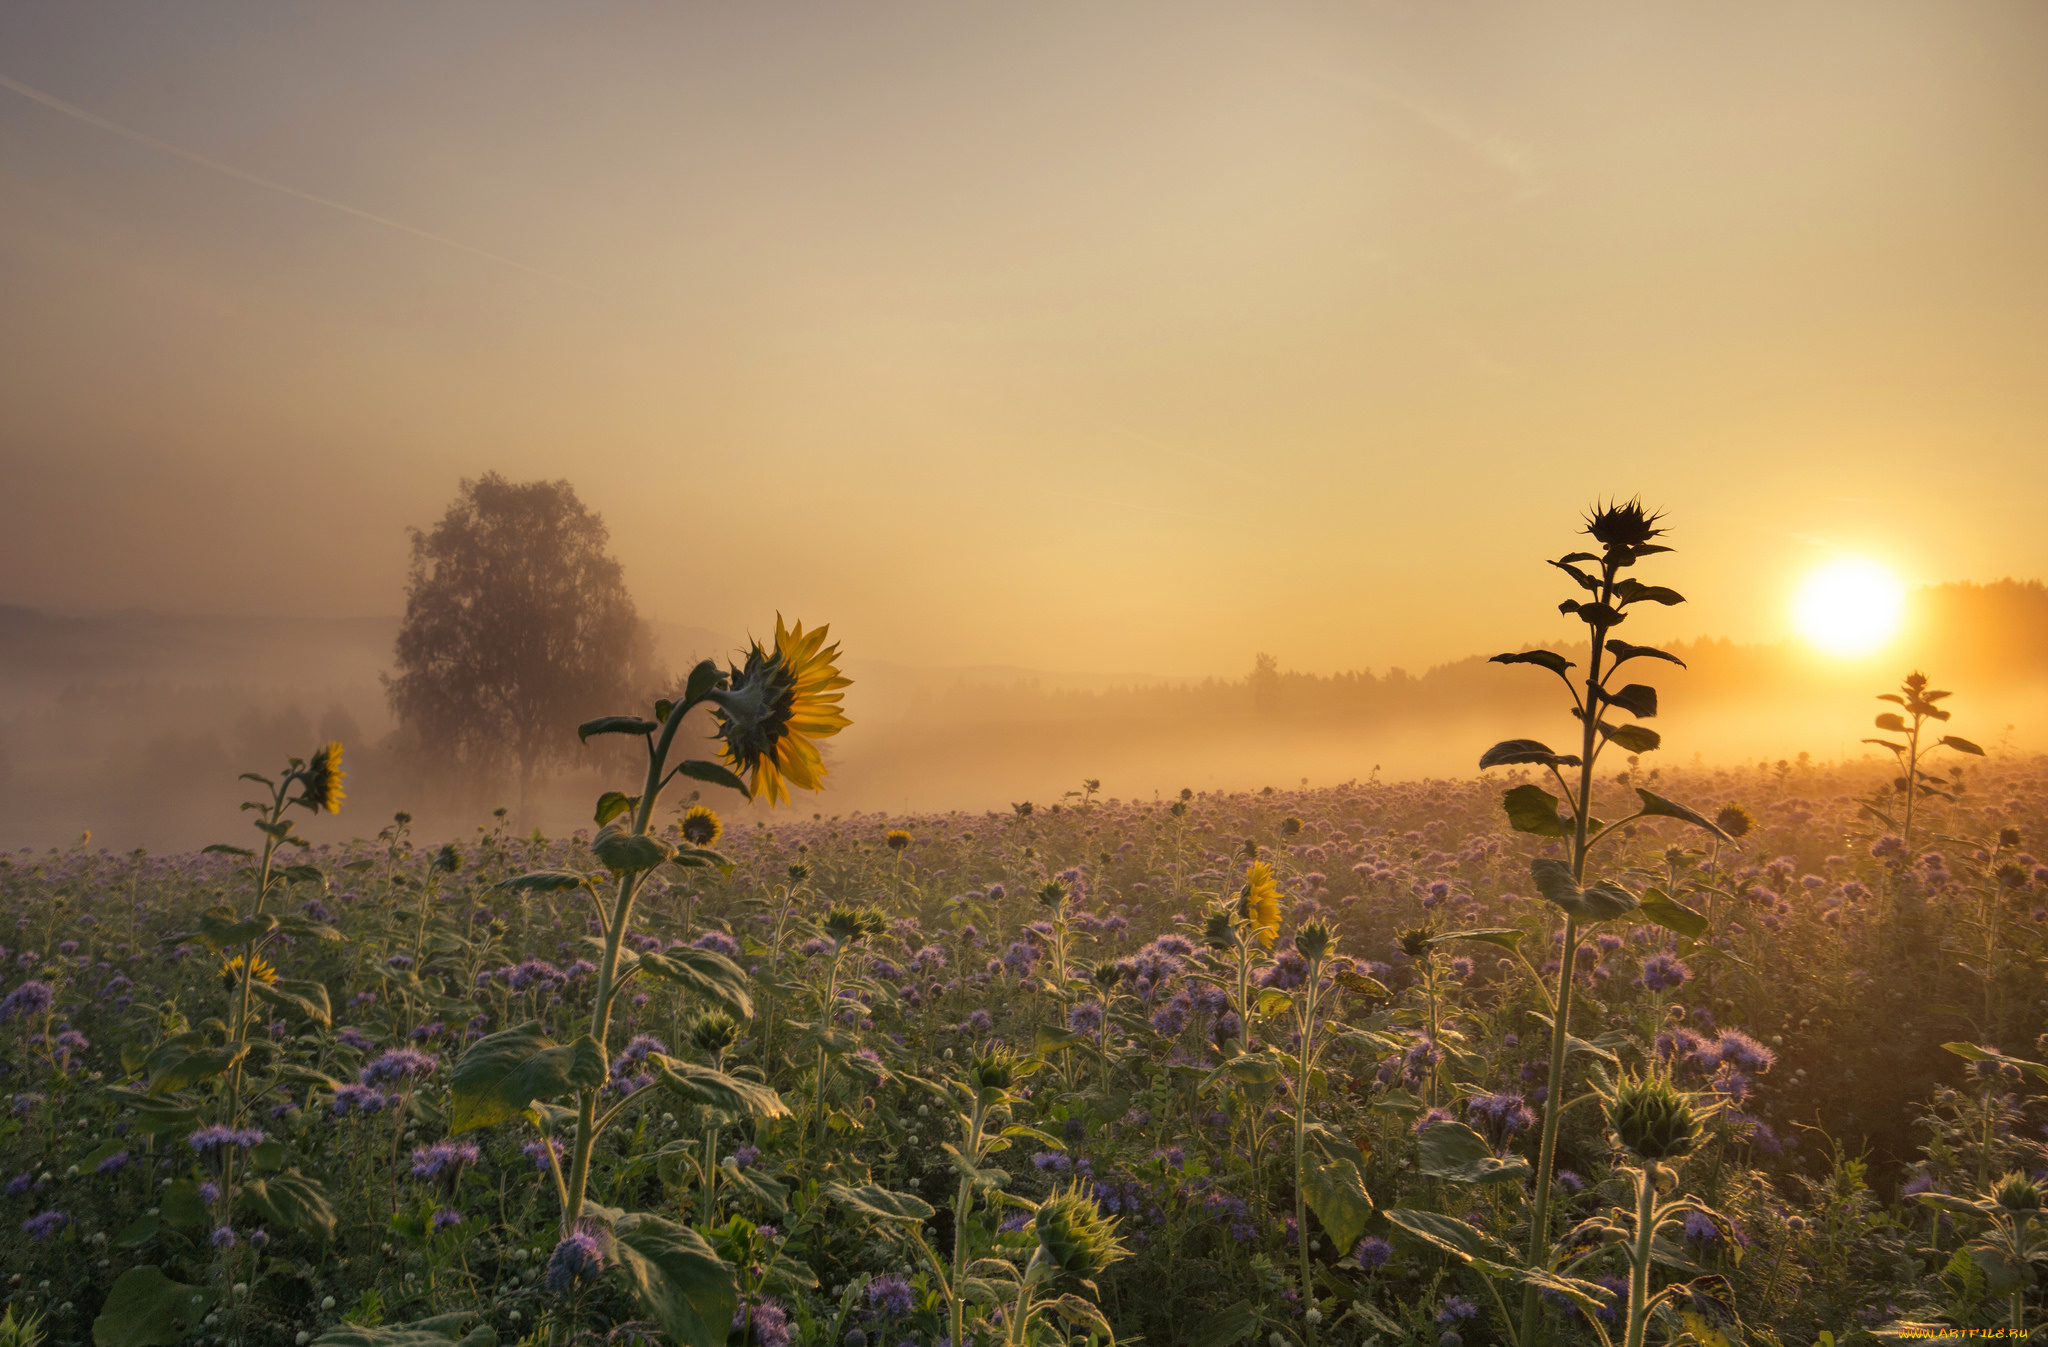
6,752,2048,1345
8,527,2048,1347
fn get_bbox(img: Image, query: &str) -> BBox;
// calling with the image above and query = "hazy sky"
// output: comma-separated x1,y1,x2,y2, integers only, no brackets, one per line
3,2,2045,677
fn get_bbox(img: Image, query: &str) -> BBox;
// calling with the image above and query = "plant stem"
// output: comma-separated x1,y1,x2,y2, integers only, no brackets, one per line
1623,1163,1658,1347
1293,973,1319,1347
951,1094,987,1347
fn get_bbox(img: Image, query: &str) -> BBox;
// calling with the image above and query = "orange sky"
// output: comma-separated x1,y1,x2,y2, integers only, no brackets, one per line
3,3,2045,678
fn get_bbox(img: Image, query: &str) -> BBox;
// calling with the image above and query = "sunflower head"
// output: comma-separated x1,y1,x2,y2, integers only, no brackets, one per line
434,843,463,874
824,904,888,946
786,861,811,884
1714,805,1754,840
1036,880,1070,911
711,617,851,808
1993,1170,2043,1214
294,742,346,814
1032,1181,1130,1284
222,953,278,989
1583,497,1667,555
884,829,911,853
1396,926,1437,961
681,806,722,848
688,1009,740,1057
1605,1069,1701,1162
1236,862,1282,948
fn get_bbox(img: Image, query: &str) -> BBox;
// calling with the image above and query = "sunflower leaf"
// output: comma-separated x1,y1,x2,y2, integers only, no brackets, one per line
593,792,639,826
577,716,660,743
1502,783,1569,837
1599,722,1662,754
1940,735,1986,756
1605,639,1687,669
677,760,750,795
636,947,754,1018
1602,683,1658,718
1479,740,1581,770
1633,788,1734,840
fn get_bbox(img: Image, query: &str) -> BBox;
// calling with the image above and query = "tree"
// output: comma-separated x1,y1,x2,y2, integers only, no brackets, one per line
385,474,654,815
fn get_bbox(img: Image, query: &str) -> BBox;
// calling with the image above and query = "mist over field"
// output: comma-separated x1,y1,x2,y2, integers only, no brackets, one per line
7,580,2048,851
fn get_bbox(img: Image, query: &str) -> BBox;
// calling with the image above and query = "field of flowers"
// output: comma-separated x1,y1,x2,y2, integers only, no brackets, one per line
8,523,2048,1347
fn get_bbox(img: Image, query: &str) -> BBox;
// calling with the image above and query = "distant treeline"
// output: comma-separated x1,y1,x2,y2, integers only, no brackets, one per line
921,580,2048,723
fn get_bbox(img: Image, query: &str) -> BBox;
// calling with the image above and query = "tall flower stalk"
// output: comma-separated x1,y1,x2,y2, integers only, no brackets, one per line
1481,501,1730,1344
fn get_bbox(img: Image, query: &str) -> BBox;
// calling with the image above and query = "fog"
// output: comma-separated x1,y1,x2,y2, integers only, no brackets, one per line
5,581,2045,852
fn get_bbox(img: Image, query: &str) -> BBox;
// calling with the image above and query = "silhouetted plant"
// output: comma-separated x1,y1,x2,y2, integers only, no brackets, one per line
1480,498,1733,1343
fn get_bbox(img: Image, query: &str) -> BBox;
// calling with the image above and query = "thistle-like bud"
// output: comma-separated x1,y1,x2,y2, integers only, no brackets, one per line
787,862,811,883
1296,921,1334,964
434,843,463,873
1092,962,1125,991
1202,906,1237,951
824,904,888,945
1032,1181,1130,1283
1605,1070,1701,1162
688,1010,739,1056
1993,1171,2042,1213
1397,927,1436,961
1037,881,1069,911
967,1045,1021,1098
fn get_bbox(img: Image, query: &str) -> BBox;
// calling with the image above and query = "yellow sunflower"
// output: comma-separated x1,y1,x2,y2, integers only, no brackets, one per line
885,829,912,853
681,805,722,847
713,616,851,808
1237,861,1282,947
296,742,346,814
221,953,278,989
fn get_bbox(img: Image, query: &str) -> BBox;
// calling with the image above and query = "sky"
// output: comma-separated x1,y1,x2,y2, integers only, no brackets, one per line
3,1,2046,679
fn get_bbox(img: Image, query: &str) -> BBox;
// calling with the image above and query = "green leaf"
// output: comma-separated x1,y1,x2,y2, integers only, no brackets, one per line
1561,599,1624,627
494,870,589,892
668,845,735,875
825,1182,936,1222
1429,928,1526,953
1940,735,1986,756
1874,713,1908,732
682,659,723,707
282,864,325,885
593,823,676,873
1614,579,1686,606
1606,639,1686,668
1301,1154,1375,1249
636,947,754,1018
1332,969,1393,998
148,1043,249,1097
1599,721,1662,754
92,1266,210,1347
241,1171,337,1238
253,978,332,1028
1637,888,1708,940
1415,1121,1531,1186
1479,739,1581,770
1190,1301,1263,1347
1940,1042,2048,1085
677,760,750,795
314,1314,494,1347
594,792,639,827
275,914,344,942
654,699,673,724
107,1086,202,1136
653,1058,789,1118
1382,1208,1518,1264
578,716,660,743
161,1179,208,1230
1633,788,1734,841
202,844,254,858
198,907,279,950
1041,1295,1116,1340
1529,858,1638,922
448,1022,607,1133
1502,783,1569,838
1603,683,1658,718
609,1212,738,1347
1489,650,1576,677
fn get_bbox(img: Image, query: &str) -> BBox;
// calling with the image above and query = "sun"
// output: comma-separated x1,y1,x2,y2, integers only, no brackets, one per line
1793,558,1904,656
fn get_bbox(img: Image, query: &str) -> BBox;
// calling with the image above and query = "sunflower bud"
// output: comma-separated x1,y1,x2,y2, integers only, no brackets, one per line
1202,907,1236,950
1993,1171,2042,1213
1295,921,1334,964
966,1045,1021,1099
1037,881,1069,911
688,1010,739,1056
1606,1071,1701,1162
434,843,463,873
293,742,346,815
1396,927,1436,961
1032,1182,1129,1282
1583,496,1667,553
787,862,811,883
824,905,888,945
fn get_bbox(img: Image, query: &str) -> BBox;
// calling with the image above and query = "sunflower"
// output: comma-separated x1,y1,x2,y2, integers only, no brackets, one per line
295,742,346,814
221,953,278,989
680,806,722,847
712,616,851,808
1583,497,1667,552
1236,861,1282,947
884,829,912,853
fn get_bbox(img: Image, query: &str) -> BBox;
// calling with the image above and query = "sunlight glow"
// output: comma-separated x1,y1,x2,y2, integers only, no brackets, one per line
1793,558,1905,656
